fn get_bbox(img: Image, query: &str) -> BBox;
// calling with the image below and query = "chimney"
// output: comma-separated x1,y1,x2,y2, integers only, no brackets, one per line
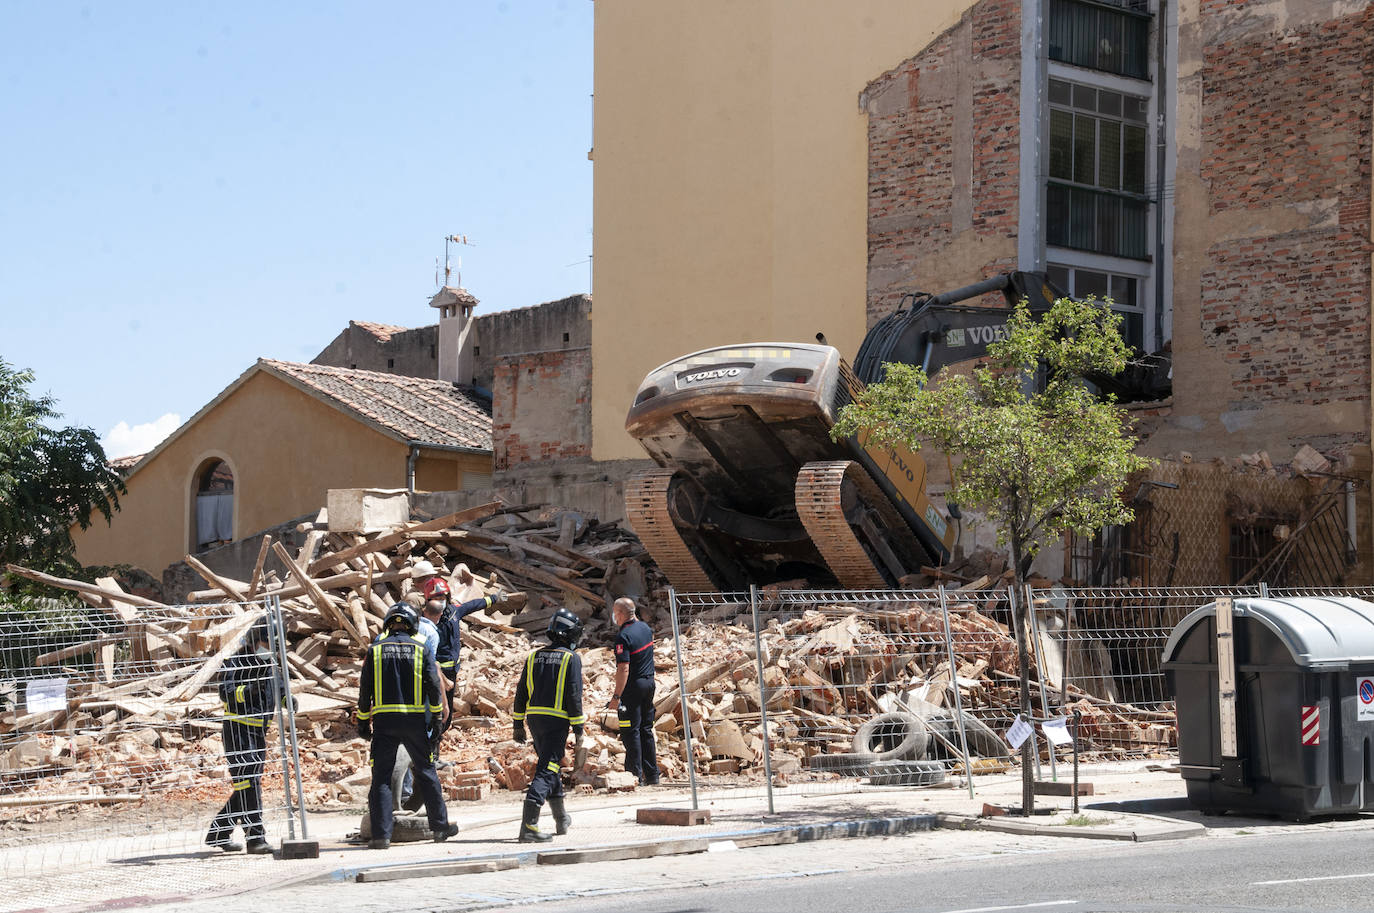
429,286,479,384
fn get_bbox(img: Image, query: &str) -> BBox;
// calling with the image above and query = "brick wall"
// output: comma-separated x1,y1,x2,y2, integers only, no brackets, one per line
1196,2,1372,434
492,348,592,470
864,0,1022,327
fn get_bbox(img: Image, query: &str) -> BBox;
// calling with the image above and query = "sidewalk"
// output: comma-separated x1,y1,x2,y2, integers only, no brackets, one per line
4,760,1206,913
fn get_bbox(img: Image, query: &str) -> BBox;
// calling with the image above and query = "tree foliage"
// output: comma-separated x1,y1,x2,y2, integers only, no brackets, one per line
0,359,125,575
834,295,1153,584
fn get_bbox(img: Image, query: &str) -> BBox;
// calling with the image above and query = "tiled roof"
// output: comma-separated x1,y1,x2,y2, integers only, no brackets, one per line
350,320,410,342
260,360,492,451
109,453,146,473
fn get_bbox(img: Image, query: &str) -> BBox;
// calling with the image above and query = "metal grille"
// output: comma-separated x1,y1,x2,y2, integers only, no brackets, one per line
0,598,307,884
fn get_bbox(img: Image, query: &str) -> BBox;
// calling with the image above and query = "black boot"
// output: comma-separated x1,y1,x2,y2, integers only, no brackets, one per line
548,795,572,835
517,802,552,843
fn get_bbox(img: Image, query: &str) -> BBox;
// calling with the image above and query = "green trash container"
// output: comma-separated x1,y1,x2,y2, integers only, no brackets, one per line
1162,596,1374,819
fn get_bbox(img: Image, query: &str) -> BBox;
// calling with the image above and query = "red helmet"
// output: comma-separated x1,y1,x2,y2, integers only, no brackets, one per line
422,577,451,601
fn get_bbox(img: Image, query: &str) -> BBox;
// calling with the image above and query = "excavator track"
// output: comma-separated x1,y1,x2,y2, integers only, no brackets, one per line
795,461,926,589
624,468,717,593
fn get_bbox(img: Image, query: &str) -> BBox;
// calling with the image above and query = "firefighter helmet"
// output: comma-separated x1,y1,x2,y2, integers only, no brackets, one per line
546,607,584,648
422,577,451,601
383,603,420,634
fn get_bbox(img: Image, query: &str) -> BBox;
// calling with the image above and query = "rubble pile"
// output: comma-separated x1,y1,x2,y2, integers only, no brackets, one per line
2,502,1172,819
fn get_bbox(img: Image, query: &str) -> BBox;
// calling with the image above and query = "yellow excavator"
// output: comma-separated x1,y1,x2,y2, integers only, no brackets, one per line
623,272,1082,591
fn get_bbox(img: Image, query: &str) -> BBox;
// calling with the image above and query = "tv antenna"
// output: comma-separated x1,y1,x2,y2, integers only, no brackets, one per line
440,234,476,288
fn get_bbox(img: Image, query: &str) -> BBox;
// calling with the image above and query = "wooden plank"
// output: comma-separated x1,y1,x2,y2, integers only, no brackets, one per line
160,612,261,703
183,554,249,602
356,858,518,883
245,535,273,599
5,565,165,611
274,542,368,645
537,839,709,865
305,502,502,577
447,541,603,604
34,633,128,667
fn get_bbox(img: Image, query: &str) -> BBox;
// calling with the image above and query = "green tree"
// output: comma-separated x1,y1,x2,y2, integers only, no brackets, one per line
834,294,1152,813
0,359,125,575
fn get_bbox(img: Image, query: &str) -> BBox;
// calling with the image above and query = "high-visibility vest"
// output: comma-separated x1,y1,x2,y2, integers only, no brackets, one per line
357,632,444,720
512,646,585,726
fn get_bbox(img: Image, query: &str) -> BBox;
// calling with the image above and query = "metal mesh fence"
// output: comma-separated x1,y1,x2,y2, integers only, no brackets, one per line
0,597,307,880
665,584,1374,811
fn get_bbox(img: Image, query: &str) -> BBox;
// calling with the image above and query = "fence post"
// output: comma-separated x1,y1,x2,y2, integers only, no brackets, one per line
668,588,699,810
1025,584,1058,782
268,595,309,840
750,585,775,815
937,585,976,799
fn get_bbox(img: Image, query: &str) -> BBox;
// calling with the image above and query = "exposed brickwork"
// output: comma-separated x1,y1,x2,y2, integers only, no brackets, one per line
492,348,592,470
1198,3,1372,424
864,0,1023,327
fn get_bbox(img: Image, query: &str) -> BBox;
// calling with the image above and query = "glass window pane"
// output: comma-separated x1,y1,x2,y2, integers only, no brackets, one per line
1123,124,1147,194
1110,275,1137,309
1070,187,1095,249
1074,115,1097,185
1099,121,1121,190
1098,90,1122,118
1048,264,1071,294
1077,269,1109,300
1121,311,1144,351
1049,110,1074,180
1125,95,1149,123
1047,184,1070,248
1073,84,1097,110
1049,78,1072,106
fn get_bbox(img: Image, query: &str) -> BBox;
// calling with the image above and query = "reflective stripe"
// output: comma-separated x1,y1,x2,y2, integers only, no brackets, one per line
629,641,652,654
525,652,535,700
439,660,456,670
233,780,252,791
235,684,246,702
556,652,570,707
618,720,631,728
223,702,265,728
412,643,422,707
546,761,560,772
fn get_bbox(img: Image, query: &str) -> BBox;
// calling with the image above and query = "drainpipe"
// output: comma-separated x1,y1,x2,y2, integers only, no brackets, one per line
1153,0,1168,353
406,445,418,494
1347,480,1358,564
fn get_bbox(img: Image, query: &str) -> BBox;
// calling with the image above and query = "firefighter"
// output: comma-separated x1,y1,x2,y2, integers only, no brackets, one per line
356,603,460,849
608,597,660,785
205,618,279,854
511,607,585,843
421,577,509,697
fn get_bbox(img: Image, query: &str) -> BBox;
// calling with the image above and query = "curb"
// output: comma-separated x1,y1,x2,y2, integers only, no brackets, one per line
345,814,939,883
934,811,1204,842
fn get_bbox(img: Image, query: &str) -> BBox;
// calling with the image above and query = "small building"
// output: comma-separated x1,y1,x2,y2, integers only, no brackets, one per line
74,351,492,579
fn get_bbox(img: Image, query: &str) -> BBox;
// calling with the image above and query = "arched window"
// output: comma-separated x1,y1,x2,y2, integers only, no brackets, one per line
193,459,234,551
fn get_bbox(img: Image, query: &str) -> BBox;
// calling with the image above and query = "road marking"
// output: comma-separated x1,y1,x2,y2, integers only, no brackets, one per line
937,902,1080,913
1255,872,1374,886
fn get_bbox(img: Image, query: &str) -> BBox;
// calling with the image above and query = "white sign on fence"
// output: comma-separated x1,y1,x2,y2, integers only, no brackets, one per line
25,676,68,714
1006,714,1034,749
1042,716,1074,745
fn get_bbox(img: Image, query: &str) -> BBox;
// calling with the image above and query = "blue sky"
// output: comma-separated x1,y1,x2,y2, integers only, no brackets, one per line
0,2,593,457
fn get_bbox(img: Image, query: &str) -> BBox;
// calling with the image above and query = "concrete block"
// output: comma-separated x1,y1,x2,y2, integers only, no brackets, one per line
280,840,320,859
327,488,410,534
635,807,712,826
1034,780,1094,796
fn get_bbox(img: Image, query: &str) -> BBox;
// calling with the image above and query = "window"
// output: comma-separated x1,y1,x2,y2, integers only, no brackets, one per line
386,358,395,371
193,459,234,551
1047,79,1150,259
1230,520,1289,586
1048,0,1151,79
1047,264,1145,350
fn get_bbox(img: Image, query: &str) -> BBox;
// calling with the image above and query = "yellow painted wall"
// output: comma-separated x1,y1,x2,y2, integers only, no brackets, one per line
592,0,973,459
414,451,493,492
74,371,410,576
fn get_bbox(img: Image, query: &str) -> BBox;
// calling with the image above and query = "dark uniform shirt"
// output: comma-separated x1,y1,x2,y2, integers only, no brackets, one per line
512,646,586,727
614,619,655,681
435,595,499,677
219,649,278,727
357,632,444,723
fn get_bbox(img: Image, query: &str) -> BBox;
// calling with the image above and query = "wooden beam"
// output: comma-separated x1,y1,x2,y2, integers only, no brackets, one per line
6,565,165,611
183,554,249,602
305,502,502,576
160,612,261,703
245,535,273,599
446,541,603,604
274,542,368,646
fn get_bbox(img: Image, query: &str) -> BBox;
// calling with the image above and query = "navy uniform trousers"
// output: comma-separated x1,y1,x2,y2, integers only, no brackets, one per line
368,718,450,840
525,716,570,809
209,719,267,841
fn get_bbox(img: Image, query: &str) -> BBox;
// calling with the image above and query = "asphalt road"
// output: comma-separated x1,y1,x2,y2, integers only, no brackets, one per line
483,825,1374,913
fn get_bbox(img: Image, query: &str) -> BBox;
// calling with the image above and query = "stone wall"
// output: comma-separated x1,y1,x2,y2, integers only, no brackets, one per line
863,0,1022,328
492,347,592,469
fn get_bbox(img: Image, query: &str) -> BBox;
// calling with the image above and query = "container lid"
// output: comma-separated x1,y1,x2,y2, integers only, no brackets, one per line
1162,597,1374,670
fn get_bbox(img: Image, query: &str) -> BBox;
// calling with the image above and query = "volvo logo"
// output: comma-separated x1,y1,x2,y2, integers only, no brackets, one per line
683,368,742,384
